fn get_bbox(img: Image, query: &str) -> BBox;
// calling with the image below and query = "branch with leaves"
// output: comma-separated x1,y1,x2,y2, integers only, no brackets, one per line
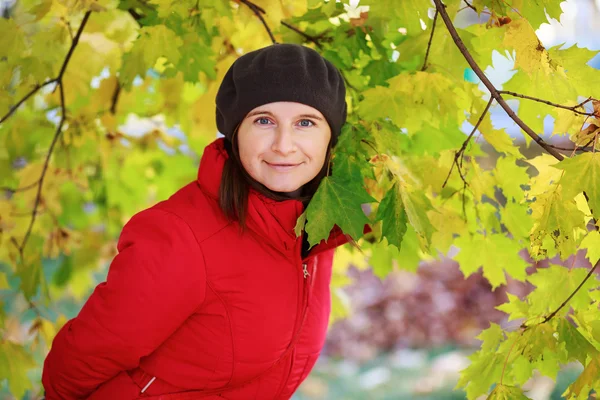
5,11,92,256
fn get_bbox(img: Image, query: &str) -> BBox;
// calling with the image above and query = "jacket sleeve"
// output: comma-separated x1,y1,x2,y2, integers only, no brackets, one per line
42,208,207,400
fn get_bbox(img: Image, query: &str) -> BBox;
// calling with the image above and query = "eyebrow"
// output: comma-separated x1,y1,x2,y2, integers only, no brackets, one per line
246,110,324,121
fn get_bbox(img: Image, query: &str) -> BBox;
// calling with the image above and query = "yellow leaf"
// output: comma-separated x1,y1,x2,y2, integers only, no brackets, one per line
0,272,8,289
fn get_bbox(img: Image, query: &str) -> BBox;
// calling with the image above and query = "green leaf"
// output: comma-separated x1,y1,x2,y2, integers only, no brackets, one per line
457,352,504,399
515,0,564,28
294,211,307,238
557,318,597,365
580,231,600,265
177,40,216,82
527,265,599,317
529,187,586,260
494,156,529,202
500,200,533,240
119,25,183,89
497,293,530,321
365,0,430,35
375,182,408,249
0,19,26,61
477,323,505,352
563,356,600,399
454,233,529,289
305,176,375,246
552,153,600,219
0,341,36,399
488,384,532,400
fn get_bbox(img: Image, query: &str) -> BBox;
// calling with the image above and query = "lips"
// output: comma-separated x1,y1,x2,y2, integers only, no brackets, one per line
265,161,301,171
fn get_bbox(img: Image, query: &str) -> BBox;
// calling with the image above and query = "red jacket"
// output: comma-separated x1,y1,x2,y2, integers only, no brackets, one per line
42,138,354,400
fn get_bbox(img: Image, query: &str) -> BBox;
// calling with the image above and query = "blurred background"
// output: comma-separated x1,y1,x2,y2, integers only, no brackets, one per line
0,0,599,399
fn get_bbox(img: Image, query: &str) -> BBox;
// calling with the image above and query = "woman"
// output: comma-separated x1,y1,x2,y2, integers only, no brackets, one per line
42,43,361,400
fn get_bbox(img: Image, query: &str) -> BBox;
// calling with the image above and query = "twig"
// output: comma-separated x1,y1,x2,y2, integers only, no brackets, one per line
18,12,91,254
498,92,596,117
239,0,277,44
421,10,439,71
546,143,590,152
432,0,565,162
522,259,600,329
110,81,121,115
463,0,477,12
20,84,66,253
1,180,41,195
281,21,323,49
0,80,57,124
442,97,494,189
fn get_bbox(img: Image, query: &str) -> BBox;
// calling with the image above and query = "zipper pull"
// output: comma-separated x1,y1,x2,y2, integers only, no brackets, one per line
302,263,310,279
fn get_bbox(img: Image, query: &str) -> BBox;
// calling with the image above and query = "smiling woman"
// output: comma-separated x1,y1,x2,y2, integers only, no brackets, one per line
42,43,361,400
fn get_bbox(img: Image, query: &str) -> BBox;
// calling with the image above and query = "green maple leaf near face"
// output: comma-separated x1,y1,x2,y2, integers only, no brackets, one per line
454,233,529,289
552,153,600,219
305,176,376,247
375,182,408,249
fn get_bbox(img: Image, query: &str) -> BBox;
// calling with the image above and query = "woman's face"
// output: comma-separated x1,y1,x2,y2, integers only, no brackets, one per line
237,101,332,197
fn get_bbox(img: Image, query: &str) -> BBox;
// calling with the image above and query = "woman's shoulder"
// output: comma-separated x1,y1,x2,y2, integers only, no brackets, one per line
144,180,231,245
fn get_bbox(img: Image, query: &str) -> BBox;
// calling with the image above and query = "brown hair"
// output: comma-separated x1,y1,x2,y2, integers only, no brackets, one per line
219,126,334,229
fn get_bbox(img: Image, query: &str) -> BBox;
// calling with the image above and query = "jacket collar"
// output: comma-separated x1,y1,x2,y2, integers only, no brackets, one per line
196,138,349,258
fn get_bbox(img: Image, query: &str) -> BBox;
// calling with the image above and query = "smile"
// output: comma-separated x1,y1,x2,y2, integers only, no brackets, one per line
265,162,301,172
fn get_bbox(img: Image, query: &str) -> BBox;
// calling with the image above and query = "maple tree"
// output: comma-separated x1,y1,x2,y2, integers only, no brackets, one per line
1,0,600,398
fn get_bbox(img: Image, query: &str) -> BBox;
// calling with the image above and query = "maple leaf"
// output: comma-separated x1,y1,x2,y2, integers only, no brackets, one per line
454,233,529,289
305,176,375,247
529,187,586,260
552,153,600,219
375,182,408,249
488,384,532,400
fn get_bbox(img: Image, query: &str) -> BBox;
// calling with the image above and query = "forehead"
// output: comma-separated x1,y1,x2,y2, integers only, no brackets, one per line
246,102,324,119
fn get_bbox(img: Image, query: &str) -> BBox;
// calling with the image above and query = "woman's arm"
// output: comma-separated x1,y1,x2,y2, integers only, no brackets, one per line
42,208,206,400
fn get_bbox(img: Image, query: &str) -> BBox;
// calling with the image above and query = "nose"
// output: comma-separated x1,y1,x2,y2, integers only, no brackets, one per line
271,126,296,155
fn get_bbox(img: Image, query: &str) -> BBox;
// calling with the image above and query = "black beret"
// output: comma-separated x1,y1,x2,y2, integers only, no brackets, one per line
215,43,347,145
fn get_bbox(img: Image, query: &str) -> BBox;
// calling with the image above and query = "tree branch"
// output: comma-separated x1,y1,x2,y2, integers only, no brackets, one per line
281,21,323,49
421,10,439,71
18,11,91,254
239,0,277,44
0,80,57,124
498,92,596,117
432,0,565,162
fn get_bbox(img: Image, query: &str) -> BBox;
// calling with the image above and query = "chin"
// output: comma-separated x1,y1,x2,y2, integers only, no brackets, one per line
265,182,303,195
